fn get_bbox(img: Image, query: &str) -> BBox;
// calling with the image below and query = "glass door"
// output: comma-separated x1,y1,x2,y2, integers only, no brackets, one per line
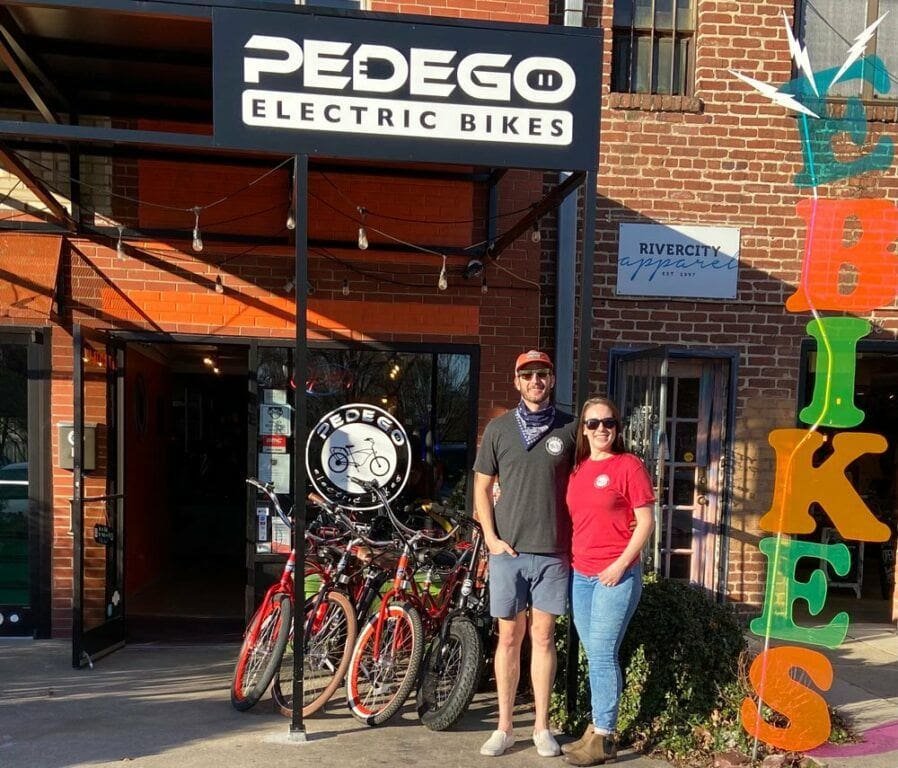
611,347,669,574
72,325,126,666
611,351,730,592
659,359,729,591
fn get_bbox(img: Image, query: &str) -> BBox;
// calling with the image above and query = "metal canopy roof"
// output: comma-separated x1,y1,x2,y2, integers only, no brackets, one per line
0,2,213,125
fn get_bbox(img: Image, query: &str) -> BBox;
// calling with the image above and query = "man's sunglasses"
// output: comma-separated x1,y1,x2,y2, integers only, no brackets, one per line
584,417,619,430
517,369,552,381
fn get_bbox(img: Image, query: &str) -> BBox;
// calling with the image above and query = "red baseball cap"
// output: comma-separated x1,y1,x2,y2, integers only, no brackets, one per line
515,350,554,372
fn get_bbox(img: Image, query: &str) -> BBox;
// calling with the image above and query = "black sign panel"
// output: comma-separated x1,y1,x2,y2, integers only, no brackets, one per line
212,8,600,170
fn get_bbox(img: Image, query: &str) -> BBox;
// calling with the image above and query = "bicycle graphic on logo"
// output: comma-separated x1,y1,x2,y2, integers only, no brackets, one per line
327,437,390,477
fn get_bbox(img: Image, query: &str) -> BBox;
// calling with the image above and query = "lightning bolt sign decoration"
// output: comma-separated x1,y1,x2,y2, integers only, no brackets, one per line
731,10,894,757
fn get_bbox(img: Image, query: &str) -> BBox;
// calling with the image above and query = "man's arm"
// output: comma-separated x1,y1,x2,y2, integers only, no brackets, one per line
473,471,516,556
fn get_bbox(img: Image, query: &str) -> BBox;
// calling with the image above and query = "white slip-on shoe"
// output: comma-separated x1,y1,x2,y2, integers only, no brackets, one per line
480,730,516,756
533,729,561,757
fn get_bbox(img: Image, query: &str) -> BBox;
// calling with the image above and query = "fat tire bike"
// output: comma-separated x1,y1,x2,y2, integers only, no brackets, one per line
415,508,491,731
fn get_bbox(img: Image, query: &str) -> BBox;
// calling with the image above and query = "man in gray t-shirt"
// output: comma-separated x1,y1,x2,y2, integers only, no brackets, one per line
473,350,577,758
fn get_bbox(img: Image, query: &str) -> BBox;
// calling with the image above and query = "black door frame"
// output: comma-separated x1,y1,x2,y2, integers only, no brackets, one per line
72,324,126,667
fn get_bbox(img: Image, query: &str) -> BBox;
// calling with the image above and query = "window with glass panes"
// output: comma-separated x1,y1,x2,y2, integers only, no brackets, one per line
254,345,476,509
611,0,696,95
800,0,898,99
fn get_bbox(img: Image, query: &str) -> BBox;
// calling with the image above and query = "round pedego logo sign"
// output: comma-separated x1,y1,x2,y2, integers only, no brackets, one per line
306,403,411,510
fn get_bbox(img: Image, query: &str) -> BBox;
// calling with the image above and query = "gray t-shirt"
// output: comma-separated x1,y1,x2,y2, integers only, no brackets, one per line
473,409,577,554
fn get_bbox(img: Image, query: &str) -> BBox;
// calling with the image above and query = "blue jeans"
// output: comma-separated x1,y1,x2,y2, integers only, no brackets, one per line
570,564,642,732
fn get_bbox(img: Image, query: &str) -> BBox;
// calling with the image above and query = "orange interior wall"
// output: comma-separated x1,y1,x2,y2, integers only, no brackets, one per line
123,348,172,598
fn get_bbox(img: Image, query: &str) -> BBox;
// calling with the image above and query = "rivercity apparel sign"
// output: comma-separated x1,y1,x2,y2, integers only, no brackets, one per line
211,7,601,168
616,222,740,299
731,15,895,753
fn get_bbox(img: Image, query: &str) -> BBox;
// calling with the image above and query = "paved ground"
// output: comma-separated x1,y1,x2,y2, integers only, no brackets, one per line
0,617,895,768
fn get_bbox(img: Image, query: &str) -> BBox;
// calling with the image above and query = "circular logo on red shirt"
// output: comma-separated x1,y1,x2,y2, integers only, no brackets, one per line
594,474,610,489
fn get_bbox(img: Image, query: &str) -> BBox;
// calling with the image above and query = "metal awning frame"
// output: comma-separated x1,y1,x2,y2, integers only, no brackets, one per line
0,0,601,739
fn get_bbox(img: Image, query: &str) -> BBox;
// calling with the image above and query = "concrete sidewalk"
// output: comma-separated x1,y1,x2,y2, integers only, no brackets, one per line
0,625,895,768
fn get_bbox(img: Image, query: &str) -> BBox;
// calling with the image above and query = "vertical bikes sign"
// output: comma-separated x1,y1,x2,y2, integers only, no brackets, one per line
732,15,895,752
306,404,411,511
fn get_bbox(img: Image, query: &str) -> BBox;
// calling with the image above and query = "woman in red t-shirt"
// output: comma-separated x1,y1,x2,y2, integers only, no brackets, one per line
562,397,655,767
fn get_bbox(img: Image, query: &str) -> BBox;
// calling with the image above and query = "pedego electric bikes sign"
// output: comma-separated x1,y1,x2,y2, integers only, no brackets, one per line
305,403,411,510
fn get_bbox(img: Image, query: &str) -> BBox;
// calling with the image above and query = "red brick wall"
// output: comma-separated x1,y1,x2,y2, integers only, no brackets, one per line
589,0,898,609
40,160,543,636
371,0,547,23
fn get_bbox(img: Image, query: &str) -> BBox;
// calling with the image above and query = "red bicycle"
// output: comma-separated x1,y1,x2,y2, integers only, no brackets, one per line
345,477,488,727
230,479,354,714
271,501,399,717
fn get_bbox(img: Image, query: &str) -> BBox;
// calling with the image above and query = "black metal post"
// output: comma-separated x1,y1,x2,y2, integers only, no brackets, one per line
71,323,84,668
290,154,309,739
566,169,597,720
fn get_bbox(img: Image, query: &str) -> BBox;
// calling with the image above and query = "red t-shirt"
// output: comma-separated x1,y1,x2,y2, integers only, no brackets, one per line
566,453,655,575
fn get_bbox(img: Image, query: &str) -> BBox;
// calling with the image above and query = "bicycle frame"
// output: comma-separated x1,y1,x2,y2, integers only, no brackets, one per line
352,479,466,663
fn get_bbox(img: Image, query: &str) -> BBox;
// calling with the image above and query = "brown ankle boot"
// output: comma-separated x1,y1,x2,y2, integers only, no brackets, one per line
561,724,594,755
562,731,616,766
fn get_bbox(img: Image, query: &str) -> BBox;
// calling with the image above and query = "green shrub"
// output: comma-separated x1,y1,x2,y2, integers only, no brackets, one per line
551,574,749,761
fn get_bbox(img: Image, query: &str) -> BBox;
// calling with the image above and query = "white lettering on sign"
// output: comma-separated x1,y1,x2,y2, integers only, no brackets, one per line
243,37,576,105
243,91,571,145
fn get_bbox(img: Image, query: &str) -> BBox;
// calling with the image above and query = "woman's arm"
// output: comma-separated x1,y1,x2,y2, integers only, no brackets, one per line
597,505,654,587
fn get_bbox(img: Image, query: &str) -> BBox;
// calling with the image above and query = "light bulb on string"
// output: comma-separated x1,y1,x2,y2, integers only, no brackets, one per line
357,206,369,250
286,157,296,230
530,222,542,243
481,275,488,294
116,226,125,261
342,278,350,296
191,206,204,252
214,274,224,294
437,255,448,291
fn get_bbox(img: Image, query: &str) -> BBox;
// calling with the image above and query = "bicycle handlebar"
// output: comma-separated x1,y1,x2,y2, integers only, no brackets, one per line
246,477,293,530
246,478,353,547
349,475,459,544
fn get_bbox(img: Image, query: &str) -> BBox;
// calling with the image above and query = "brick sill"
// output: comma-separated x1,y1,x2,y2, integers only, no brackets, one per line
608,92,704,113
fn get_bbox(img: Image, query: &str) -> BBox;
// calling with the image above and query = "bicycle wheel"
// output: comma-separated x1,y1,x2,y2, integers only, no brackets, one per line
416,615,484,731
231,591,292,711
272,590,357,718
369,455,390,477
328,452,349,473
346,602,425,726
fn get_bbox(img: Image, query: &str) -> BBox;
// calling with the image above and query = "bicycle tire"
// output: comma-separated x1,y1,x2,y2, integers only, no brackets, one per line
346,602,425,726
230,591,292,711
416,615,484,731
272,590,357,718
328,452,349,473
369,455,390,477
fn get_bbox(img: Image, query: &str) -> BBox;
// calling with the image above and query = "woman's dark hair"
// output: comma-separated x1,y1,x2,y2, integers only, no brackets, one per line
573,396,626,467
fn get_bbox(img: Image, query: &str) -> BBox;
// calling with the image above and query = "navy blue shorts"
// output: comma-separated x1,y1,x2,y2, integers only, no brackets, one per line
488,552,569,619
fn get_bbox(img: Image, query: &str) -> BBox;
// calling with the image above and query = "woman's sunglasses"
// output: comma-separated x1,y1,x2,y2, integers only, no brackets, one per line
584,417,618,430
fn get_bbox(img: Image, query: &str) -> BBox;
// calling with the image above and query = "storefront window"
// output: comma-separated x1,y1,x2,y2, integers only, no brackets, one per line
255,345,476,509
0,344,29,611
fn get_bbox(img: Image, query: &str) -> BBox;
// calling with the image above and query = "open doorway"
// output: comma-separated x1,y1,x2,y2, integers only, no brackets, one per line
123,341,248,642
799,343,898,624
